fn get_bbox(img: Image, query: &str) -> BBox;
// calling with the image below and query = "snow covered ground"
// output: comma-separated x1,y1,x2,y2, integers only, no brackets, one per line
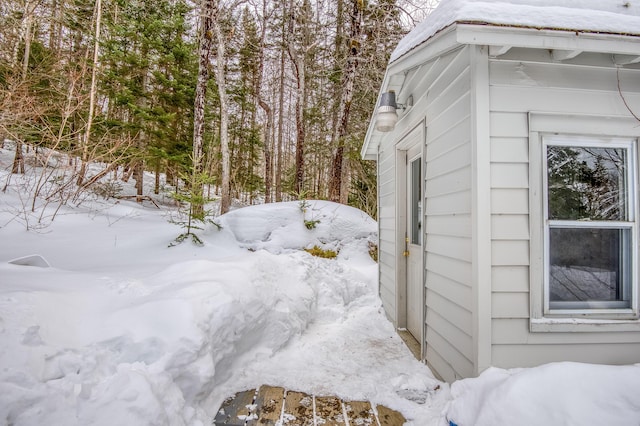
1,143,640,426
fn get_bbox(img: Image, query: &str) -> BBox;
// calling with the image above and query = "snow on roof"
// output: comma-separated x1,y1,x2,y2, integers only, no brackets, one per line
391,0,640,62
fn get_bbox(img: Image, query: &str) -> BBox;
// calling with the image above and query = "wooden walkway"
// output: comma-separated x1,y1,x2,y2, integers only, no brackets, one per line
214,385,407,426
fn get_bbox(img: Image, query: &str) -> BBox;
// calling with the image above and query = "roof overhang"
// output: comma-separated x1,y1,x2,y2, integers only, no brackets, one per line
361,23,640,160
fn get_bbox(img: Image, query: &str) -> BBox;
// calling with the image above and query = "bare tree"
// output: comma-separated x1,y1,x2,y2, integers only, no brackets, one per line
212,7,232,214
286,0,316,196
76,0,102,186
192,0,215,216
328,0,363,203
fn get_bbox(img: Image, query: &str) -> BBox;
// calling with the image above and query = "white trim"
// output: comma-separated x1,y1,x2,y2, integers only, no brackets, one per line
529,112,640,332
394,122,424,341
456,24,640,56
531,317,640,332
541,136,637,315
470,45,492,374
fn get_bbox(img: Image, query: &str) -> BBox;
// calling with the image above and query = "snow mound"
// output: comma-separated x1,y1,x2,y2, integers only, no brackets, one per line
217,200,377,253
445,362,640,426
1,194,440,425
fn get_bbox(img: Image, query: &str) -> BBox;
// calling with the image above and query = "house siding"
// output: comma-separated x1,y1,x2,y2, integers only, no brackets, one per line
422,46,475,382
377,136,397,323
489,48,640,368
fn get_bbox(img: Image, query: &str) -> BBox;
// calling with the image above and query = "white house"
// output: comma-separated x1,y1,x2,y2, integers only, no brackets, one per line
361,0,640,382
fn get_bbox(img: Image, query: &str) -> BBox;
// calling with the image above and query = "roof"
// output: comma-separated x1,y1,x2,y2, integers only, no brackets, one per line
392,0,640,62
361,0,640,160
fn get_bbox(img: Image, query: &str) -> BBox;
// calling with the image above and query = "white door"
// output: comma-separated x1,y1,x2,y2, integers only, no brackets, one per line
406,145,423,342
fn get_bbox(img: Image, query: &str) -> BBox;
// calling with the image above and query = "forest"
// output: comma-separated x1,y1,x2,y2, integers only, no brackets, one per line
0,0,436,220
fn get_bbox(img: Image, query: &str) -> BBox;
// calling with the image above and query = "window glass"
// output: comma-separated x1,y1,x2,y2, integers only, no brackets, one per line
544,137,635,312
410,157,422,245
549,227,631,308
547,146,627,221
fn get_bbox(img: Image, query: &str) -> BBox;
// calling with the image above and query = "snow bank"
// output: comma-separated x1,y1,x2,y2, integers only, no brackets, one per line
218,200,377,254
445,362,640,426
0,249,318,425
0,148,441,426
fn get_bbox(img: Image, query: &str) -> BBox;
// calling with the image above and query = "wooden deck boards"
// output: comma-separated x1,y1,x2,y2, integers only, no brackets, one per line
214,385,406,426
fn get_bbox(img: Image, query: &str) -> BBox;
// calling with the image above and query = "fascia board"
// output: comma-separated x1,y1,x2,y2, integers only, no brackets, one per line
456,24,640,56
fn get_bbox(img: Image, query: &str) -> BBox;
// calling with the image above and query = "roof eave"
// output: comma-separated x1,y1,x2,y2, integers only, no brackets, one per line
362,23,640,161
455,23,640,56
361,26,460,160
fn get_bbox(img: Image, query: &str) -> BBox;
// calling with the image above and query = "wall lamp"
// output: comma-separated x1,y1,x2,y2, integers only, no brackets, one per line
374,91,412,132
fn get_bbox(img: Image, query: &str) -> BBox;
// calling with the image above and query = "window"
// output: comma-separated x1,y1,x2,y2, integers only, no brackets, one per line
410,157,422,245
543,135,637,315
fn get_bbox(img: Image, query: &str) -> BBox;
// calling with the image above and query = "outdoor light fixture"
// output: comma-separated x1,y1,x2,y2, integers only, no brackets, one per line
374,91,412,132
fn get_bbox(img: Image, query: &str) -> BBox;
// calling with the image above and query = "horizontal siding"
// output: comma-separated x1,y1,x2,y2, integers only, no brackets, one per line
491,215,529,240
491,189,528,214
425,214,471,238
375,46,476,381
426,326,474,379
425,165,472,198
490,60,639,93
426,116,471,161
492,343,640,369
489,112,528,137
379,193,394,211
489,51,640,368
490,137,528,163
492,266,529,293
426,143,471,179
490,86,640,117
426,235,472,263
426,271,473,311
492,240,529,266
426,289,473,339
493,319,640,345
428,115,471,161
378,251,395,274
422,47,475,381
378,143,396,326
490,163,528,188
378,179,395,198
426,345,457,382
426,190,471,216
426,253,472,287
491,292,529,319
426,309,474,365
379,279,395,323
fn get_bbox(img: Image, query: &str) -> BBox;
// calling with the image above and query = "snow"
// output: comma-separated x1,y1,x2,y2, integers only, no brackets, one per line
392,0,640,62
1,142,640,426
446,363,640,426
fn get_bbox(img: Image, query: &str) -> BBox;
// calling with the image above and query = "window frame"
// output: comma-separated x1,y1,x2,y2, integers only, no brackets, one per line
542,135,637,316
528,113,640,332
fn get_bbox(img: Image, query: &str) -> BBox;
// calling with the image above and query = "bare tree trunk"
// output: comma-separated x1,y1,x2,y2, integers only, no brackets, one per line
261,102,273,203
287,0,309,196
192,0,215,216
134,159,144,201
275,25,286,202
154,160,160,194
11,1,35,175
212,10,232,214
328,0,363,203
292,61,305,196
257,0,273,203
77,0,102,186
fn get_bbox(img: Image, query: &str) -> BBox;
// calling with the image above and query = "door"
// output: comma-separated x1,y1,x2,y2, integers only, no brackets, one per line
406,145,423,342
